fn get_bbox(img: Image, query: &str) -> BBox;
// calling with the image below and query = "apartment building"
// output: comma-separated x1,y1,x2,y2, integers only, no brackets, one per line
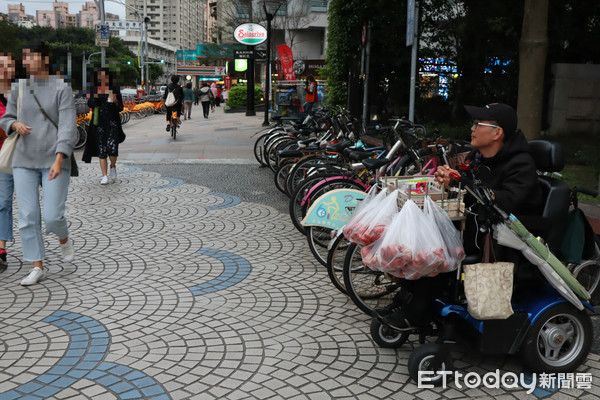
78,2,100,29
7,3,36,26
125,0,205,50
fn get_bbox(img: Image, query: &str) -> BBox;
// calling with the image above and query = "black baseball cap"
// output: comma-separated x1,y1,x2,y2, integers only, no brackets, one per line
464,103,517,138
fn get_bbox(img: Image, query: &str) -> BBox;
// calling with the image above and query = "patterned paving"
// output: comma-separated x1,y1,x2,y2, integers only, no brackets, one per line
0,163,598,400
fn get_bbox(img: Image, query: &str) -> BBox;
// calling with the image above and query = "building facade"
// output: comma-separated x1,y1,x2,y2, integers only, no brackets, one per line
215,0,328,78
7,3,35,26
125,0,205,50
121,35,178,82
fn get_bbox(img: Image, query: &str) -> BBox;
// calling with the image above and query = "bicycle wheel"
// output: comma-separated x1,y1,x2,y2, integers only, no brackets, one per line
75,123,88,150
342,243,401,315
286,154,340,196
326,233,351,294
267,136,294,172
274,159,295,195
307,226,333,267
171,121,177,139
254,132,272,167
393,153,423,176
572,259,600,305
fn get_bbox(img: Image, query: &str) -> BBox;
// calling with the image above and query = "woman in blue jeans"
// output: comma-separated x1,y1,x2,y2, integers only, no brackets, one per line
0,54,16,270
0,41,77,286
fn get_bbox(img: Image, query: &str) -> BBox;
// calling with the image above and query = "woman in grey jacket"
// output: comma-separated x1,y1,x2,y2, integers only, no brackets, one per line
0,41,77,286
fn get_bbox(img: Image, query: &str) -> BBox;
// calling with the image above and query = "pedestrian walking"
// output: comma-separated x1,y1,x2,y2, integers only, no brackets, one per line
216,85,222,107
222,88,229,105
193,85,199,106
210,82,218,113
183,82,194,120
82,68,126,185
0,40,77,286
199,82,212,118
0,53,18,271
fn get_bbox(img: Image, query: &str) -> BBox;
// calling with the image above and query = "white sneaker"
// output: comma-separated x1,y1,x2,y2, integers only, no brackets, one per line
100,175,109,185
109,167,117,183
60,239,75,263
20,267,46,286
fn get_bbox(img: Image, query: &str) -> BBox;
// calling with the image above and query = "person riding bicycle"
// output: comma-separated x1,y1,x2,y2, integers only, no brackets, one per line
163,75,183,131
378,102,544,331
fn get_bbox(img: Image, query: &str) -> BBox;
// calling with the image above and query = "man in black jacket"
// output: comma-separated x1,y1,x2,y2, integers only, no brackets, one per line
163,75,183,131
379,103,544,331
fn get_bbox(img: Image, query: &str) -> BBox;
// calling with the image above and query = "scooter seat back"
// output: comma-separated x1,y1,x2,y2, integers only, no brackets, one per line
529,140,571,251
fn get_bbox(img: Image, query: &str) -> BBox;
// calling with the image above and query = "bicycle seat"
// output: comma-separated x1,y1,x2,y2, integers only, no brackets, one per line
362,158,391,170
278,149,303,158
325,140,351,154
348,150,376,161
297,138,315,149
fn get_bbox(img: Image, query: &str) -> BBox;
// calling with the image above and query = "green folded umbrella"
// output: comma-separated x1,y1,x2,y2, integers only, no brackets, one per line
559,208,596,264
508,214,590,301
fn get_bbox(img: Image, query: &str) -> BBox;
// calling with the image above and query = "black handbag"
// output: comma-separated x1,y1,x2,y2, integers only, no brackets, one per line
33,94,78,177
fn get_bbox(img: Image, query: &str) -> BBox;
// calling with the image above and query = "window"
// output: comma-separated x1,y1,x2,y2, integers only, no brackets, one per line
235,1,250,19
310,0,328,12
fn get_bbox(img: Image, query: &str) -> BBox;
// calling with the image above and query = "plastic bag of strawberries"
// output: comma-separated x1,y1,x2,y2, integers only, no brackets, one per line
362,197,461,279
342,189,398,246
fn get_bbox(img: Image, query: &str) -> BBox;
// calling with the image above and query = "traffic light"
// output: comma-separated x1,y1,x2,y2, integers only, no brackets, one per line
160,59,164,63
127,60,131,65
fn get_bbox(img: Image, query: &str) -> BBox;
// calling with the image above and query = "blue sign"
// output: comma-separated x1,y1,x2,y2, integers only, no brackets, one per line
301,189,366,230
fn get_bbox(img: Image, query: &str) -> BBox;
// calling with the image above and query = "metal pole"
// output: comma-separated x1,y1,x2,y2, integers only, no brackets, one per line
145,19,149,93
99,0,105,67
82,51,86,94
408,2,419,122
246,45,256,116
361,22,371,130
262,12,272,126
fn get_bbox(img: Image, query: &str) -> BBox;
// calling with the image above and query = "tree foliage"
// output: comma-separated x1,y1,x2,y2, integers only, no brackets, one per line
326,0,600,127
0,21,143,90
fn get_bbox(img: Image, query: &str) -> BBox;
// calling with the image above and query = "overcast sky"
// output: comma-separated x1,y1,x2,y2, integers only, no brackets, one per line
1,0,126,20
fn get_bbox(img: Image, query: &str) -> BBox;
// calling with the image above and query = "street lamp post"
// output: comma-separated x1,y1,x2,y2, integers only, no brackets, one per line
260,0,286,127
83,51,102,93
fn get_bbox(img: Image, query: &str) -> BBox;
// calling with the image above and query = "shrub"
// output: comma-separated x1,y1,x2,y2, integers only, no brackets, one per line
227,84,263,109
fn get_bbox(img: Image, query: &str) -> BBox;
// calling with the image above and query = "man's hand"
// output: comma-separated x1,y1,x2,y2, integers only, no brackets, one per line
434,165,458,188
11,122,32,136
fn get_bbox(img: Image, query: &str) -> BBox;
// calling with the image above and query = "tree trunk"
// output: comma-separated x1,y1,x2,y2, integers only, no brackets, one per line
517,0,549,140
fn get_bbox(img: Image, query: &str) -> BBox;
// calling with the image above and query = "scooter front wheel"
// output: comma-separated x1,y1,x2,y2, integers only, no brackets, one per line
370,318,409,348
520,303,592,373
408,343,453,386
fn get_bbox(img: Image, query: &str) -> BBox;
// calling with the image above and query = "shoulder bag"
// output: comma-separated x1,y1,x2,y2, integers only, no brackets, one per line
32,94,79,177
463,234,514,320
0,80,24,175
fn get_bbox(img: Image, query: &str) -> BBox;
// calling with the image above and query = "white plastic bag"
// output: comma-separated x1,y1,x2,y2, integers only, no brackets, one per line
343,189,398,246
362,199,448,279
425,196,465,271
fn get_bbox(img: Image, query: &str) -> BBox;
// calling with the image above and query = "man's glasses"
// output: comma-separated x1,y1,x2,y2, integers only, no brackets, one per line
472,121,500,129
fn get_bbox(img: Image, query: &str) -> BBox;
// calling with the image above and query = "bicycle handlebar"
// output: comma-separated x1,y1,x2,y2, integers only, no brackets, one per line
573,186,599,198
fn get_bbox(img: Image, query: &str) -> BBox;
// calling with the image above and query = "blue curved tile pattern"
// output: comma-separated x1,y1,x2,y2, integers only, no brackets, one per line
0,311,169,400
119,165,142,175
190,248,251,296
151,177,184,190
206,192,242,210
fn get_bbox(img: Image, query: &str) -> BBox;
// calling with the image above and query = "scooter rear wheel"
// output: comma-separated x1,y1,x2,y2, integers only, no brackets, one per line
520,303,592,372
370,318,409,348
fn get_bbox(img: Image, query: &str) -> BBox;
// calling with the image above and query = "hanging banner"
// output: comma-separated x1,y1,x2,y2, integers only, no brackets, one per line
276,44,296,81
